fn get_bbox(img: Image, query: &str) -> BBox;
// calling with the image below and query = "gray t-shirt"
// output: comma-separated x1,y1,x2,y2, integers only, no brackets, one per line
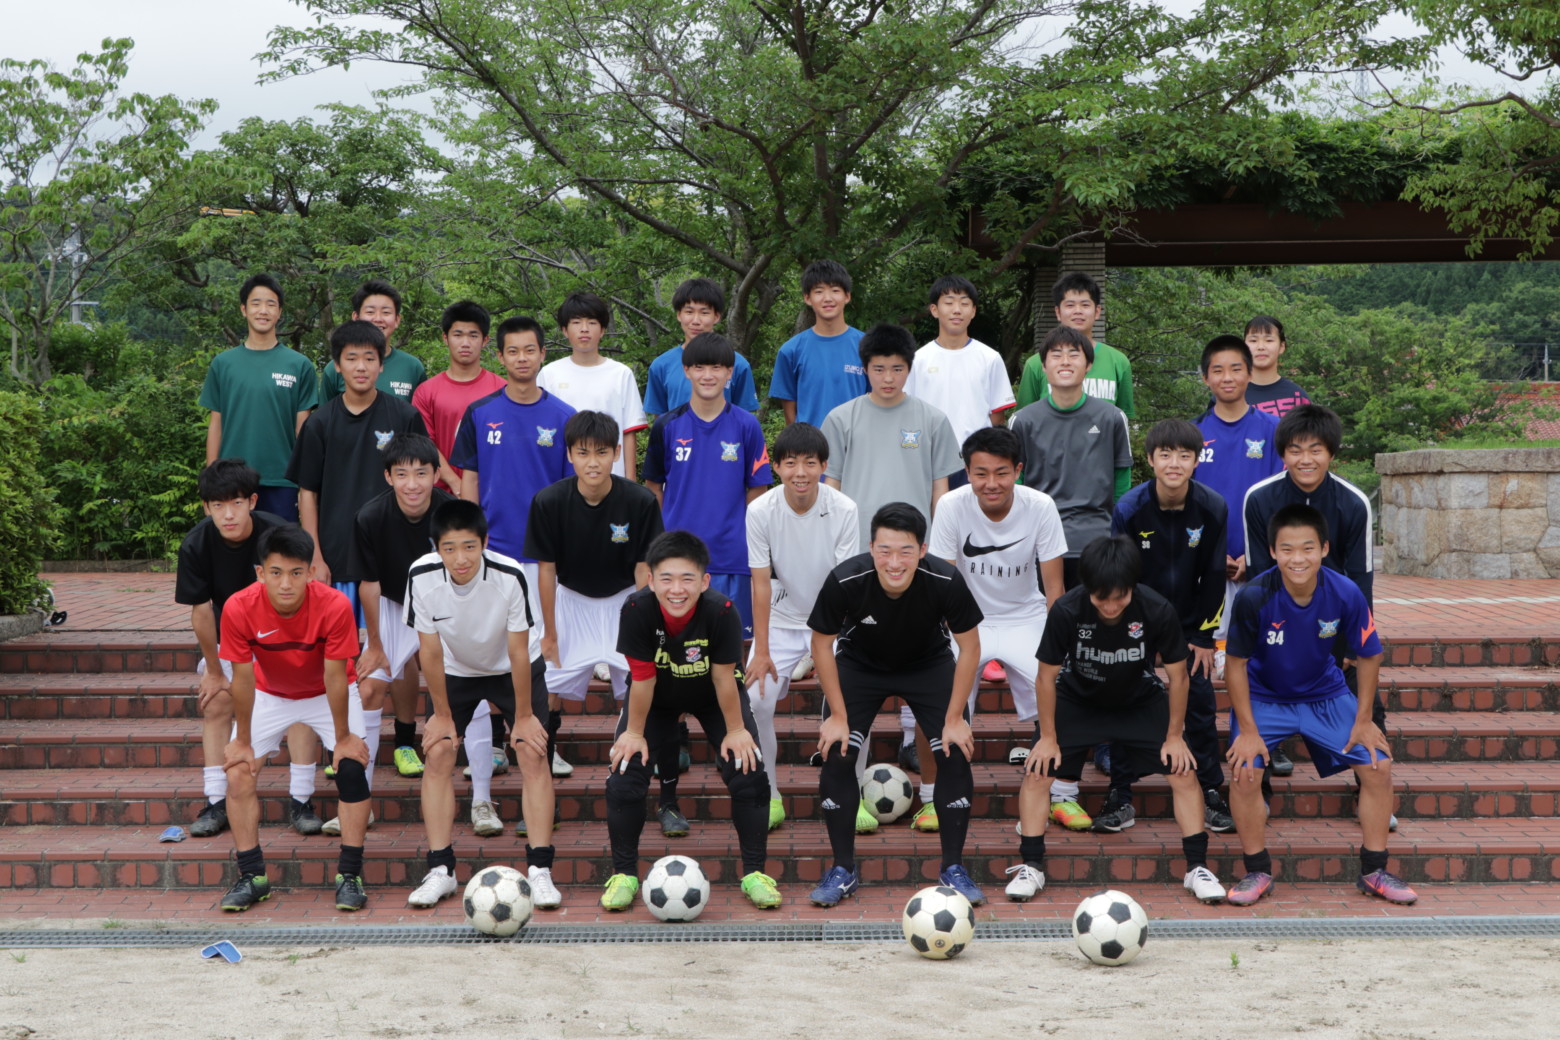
821,393,960,550
1009,395,1131,557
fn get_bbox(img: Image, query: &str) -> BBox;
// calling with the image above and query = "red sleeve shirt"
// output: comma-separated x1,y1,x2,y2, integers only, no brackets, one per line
412,369,507,489
220,582,360,699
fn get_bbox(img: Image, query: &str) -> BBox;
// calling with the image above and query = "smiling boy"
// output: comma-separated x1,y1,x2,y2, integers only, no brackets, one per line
769,260,868,427
318,280,426,405
412,301,505,493
643,278,760,421
538,291,647,480
1015,272,1135,417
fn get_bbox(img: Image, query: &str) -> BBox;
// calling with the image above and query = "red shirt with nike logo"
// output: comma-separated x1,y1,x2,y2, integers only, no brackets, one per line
220,581,360,699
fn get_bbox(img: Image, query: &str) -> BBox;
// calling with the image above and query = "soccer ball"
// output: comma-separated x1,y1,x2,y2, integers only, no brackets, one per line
1072,889,1147,965
901,885,976,959
860,763,914,823
643,855,710,922
463,865,533,937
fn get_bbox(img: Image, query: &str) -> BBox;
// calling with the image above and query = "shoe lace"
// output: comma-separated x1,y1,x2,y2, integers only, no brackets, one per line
942,865,970,882
1003,864,1039,879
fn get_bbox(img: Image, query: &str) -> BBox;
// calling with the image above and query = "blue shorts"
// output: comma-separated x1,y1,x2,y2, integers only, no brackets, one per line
1229,695,1387,778
708,573,753,640
333,581,366,629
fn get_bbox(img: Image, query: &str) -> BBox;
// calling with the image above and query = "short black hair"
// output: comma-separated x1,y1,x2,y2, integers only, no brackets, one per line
1145,418,1203,456
1245,314,1286,343
1275,404,1342,456
1268,502,1330,550
441,300,490,337
198,458,260,502
556,290,611,330
352,279,402,316
564,410,620,451
1052,271,1101,307
682,331,735,368
647,530,710,574
672,278,725,316
330,320,387,363
869,502,926,545
1039,325,1094,366
772,422,829,464
928,274,978,306
961,426,1022,468
1200,334,1252,374
257,523,314,567
381,432,439,473
858,323,916,369
1078,535,1141,597
494,315,546,353
431,498,488,546
239,273,284,309
802,259,852,295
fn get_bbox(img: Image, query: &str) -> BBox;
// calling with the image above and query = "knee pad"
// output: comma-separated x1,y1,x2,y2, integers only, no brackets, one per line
333,757,370,803
605,766,650,808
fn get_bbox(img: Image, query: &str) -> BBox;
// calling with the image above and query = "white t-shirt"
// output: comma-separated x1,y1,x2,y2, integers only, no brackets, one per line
927,484,1068,626
746,483,860,630
904,338,1017,447
537,356,648,477
405,549,542,675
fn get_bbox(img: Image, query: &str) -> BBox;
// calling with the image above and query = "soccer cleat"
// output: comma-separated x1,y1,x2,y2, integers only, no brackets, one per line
219,873,271,912
551,750,573,778
321,811,375,837
809,865,860,907
393,746,424,777
471,800,504,837
1003,863,1046,902
190,799,229,838
1357,869,1417,905
289,798,324,836
324,761,336,779
678,748,692,774
1049,799,1093,831
938,864,987,906
528,866,562,909
791,654,815,681
911,803,939,832
593,662,613,682
1092,743,1112,776
657,804,690,837
1389,813,1399,832
1204,789,1235,833
490,749,510,776
1227,871,1274,906
406,865,458,908
855,800,879,834
741,871,783,910
334,873,368,911
768,797,785,831
600,873,639,910
1269,743,1294,777
897,741,921,775
1183,866,1227,903
1092,801,1135,833
1008,746,1029,764
982,660,1007,683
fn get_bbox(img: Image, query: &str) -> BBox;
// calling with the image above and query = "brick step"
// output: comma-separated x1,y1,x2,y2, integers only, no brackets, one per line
4,816,1555,891
5,710,1557,770
6,762,1558,827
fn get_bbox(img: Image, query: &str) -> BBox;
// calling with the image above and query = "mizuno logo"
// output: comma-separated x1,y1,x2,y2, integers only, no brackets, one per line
962,534,1021,558
485,421,504,429
1138,530,1154,539
257,629,279,638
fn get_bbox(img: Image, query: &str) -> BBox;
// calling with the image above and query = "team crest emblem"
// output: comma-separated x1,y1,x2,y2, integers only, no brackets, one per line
1245,439,1264,458
720,441,740,462
374,430,393,449
1318,618,1340,638
610,523,629,544
685,646,702,663
1187,526,1203,548
900,429,922,449
1127,622,1143,639
536,427,556,447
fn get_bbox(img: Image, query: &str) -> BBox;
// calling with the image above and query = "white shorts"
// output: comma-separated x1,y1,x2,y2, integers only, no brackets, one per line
196,657,234,682
366,597,419,683
241,683,366,759
747,626,812,702
548,584,631,701
952,622,1042,722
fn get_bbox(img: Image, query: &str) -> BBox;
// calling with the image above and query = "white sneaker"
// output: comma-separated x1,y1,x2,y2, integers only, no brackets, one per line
321,811,375,837
471,800,504,837
1007,745,1030,764
791,654,815,681
593,662,612,682
1213,649,1226,681
551,750,573,778
1003,863,1045,901
1183,865,1226,903
528,866,562,909
407,865,458,908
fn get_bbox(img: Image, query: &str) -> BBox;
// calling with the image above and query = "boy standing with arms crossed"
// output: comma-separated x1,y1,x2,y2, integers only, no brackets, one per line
769,260,868,427
539,291,647,480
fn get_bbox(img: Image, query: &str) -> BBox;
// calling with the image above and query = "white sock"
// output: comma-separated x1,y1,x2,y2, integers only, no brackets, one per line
203,766,226,802
854,731,870,785
469,732,494,804
288,762,315,802
1051,779,1080,802
899,704,915,746
361,709,382,792
919,782,934,804
748,684,783,800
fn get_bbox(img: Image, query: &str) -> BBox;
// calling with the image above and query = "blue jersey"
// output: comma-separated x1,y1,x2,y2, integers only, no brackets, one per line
768,326,867,427
450,389,576,561
643,346,761,416
1227,566,1382,703
643,403,772,575
1194,406,1280,560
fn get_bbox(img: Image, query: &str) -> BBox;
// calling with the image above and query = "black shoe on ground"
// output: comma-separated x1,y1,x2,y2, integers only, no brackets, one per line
897,741,921,775
1269,743,1294,777
1204,789,1235,833
289,798,324,836
220,872,271,912
191,799,229,838
334,873,368,911
1092,743,1112,775
657,804,690,837
1092,799,1136,833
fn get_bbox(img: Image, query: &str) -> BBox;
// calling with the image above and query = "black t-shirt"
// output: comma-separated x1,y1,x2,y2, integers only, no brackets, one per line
524,476,665,598
285,393,428,578
174,511,288,628
808,553,983,673
1037,584,1187,708
617,587,744,704
349,487,456,605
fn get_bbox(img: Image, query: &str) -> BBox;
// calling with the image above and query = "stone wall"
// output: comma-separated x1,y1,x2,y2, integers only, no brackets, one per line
1377,447,1560,579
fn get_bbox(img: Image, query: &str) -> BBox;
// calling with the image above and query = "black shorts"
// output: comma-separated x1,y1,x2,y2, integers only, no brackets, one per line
445,657,549,739
1053,678,1168,749
1056,742,1169,780
836,658,959,749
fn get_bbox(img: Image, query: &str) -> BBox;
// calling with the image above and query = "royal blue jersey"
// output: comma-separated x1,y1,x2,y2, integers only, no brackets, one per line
768,326,867,426
450,389,576,561
643,403,772,575
1194,405,1281,560
1226,566,1382,703
643,346,761,416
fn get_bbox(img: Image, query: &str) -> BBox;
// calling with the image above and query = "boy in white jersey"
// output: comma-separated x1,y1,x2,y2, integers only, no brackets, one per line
537,291,648,480
745,423,859,831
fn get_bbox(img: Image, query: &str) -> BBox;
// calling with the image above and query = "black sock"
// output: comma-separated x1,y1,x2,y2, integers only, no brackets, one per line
1361,848,1389,876
526,844,555,870
1182,831,1210,872
1019,833,1047,870
337,844,365,878
237,846,265,877
394,719,417,747
658,778,680,810
1244,849,1272,876
490,713,506,751
428,845,456,873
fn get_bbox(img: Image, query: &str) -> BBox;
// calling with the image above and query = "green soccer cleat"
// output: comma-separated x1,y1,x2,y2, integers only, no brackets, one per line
393,746,424,777
600,873,640,911
219,873,271,912
1049,799,1093,831
741,871,783,910
911,802,939,832
855,800,879,834
334,873,368,912
768,797,785,831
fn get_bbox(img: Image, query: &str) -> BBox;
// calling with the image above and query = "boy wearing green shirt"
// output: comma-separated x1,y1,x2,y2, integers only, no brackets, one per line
317,280,427,405
1015,272,1135,417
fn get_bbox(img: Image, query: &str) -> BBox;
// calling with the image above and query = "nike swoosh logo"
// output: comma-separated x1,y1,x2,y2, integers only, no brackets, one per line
962,534,1022,557
257,629,279,638
432,615,452,622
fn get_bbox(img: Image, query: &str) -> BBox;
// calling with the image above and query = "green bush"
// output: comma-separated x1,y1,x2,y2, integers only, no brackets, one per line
0,391,58,614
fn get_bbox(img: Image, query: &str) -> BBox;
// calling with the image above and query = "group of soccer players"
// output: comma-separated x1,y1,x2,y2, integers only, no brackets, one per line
178,260,1416,916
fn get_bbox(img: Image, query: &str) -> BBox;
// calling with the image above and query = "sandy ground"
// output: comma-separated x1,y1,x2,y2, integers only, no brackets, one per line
0,936,1550,1039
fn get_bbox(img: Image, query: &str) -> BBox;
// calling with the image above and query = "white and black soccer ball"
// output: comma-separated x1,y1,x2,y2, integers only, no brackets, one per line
1072,889,1147,965
860,763,914,823
464,865,534,937
901,885,976,959
643,855,710,922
